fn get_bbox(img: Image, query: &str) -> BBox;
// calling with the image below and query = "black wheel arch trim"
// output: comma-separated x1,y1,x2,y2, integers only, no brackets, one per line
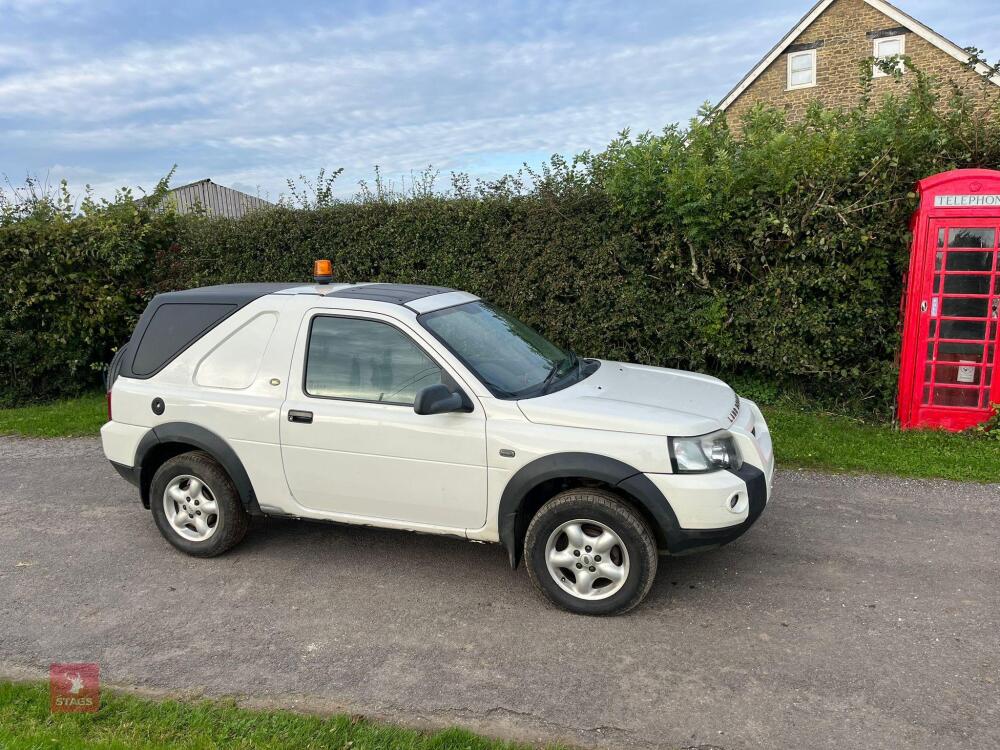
497,452,683,569
133,422,262,515
110,460,140,487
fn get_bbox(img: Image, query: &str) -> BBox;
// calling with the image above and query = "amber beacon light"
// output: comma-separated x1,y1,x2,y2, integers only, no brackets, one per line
313,259,333,284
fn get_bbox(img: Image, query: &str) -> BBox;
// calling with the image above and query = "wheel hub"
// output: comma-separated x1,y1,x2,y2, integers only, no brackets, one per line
544,519,629,601
162,475,220,543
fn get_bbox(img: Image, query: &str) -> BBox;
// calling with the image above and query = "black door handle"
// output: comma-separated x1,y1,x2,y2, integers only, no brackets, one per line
288,410,313,424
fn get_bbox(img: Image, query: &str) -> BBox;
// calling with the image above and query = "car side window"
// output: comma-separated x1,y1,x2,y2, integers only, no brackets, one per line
305,316,444,405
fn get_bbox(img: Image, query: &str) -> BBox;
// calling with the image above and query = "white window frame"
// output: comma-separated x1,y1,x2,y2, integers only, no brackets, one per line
873,34,905,77
786,49,817,91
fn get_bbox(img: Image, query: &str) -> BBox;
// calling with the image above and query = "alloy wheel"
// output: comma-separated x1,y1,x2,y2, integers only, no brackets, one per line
162,475,220,542
544,518,630,600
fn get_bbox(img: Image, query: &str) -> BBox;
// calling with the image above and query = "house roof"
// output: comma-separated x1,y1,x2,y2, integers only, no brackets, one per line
715,0,1000,113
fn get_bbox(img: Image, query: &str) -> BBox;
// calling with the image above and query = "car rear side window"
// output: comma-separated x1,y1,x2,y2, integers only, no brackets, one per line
305,316,443,405
131,303,237,377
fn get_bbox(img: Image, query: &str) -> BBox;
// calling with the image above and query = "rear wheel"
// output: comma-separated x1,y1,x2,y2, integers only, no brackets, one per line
149,451,249,557
524,488,657,615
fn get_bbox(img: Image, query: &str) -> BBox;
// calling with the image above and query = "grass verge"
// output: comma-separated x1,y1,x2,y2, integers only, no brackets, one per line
0,393,996,483
0,392,106,438
0,681,549,750
765,403,999,483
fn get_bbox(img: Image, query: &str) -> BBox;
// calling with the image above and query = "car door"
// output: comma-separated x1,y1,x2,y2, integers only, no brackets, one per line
279,309,488,531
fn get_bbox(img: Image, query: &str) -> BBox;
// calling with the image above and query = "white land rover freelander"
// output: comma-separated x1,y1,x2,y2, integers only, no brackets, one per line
102,264,774,615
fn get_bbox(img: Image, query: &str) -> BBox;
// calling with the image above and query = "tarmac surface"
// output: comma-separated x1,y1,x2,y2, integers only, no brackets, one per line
1,436,998,749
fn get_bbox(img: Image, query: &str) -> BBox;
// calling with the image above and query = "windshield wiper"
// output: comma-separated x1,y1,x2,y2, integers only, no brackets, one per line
539,351,579,395
539,361,562,394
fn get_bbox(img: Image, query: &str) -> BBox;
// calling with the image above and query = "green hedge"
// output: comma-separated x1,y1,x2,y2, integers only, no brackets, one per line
0,182,177,404
2,70,998,412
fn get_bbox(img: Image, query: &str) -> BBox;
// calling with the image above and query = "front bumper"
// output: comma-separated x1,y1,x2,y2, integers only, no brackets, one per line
647,397,773,554
662,463,768,555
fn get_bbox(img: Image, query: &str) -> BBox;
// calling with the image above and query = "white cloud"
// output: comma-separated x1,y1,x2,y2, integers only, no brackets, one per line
3,6,793,199
0,0,89,21
4,0,996,202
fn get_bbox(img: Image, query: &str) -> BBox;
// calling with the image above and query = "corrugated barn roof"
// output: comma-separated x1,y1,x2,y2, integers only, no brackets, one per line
163,178,272,219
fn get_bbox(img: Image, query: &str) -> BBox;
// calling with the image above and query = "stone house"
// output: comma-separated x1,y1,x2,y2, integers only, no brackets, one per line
716,0,999,123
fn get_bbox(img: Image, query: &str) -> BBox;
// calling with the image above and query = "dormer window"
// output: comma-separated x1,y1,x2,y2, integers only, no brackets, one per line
787,49,816,90
873,34,905,76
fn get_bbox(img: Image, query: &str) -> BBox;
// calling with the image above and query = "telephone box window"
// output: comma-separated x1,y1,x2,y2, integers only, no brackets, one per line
940,320,986,340
932,387,978,408
938,341,984,360
945,252,992,272
943,275,990,295
937,364,981,385
948,228,994,248
942,298,989,317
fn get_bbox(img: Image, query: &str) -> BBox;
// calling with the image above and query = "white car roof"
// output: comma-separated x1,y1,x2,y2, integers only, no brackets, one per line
272,282,479,314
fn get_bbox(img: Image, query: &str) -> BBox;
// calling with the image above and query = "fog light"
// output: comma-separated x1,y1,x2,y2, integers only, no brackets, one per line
726,492,748,514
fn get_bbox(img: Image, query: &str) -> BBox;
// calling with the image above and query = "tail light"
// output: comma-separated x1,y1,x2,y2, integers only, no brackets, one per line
106,390,112,421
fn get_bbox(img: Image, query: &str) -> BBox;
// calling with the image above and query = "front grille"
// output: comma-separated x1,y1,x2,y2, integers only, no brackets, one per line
728,393,741,423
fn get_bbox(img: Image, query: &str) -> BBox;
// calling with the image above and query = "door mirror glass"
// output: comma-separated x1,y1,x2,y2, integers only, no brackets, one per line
413,384,465,415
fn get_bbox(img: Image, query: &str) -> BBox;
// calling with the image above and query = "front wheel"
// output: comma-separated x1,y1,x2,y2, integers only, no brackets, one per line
524,488,657,615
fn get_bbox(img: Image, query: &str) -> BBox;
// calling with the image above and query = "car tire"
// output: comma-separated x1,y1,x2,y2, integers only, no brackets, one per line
524,488,657,616
149,451,249,557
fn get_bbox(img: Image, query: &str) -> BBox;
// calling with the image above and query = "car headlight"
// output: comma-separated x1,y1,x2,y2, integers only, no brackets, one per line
669,430,743,473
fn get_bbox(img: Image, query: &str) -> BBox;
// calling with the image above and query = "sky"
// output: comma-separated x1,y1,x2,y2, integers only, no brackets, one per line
1,0,998,203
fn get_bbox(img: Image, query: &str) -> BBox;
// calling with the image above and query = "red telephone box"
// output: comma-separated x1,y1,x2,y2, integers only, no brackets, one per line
899,169,1000,431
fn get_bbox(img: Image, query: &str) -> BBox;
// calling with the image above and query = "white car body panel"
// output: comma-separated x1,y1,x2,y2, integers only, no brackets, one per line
100,420,148,466
517,361,735,437
465,396,677,542
405,290,478,314
278,305,488,530
103,284,775,548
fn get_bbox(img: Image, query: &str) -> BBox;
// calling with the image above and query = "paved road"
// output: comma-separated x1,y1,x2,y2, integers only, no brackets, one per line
1,436,998,749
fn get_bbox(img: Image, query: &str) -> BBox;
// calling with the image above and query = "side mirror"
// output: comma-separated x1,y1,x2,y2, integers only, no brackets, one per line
414,384,466,415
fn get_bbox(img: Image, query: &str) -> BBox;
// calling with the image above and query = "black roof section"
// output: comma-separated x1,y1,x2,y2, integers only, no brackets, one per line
325,283,455,305
148,282,302,305
118,282,458,380
120,283,300,379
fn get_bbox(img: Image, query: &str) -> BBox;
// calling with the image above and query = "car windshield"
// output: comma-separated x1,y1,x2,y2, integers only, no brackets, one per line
419,301,580,399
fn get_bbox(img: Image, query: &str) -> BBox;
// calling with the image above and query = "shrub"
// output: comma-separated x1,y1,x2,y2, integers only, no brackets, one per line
0,179,176,405
2,68,998,414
